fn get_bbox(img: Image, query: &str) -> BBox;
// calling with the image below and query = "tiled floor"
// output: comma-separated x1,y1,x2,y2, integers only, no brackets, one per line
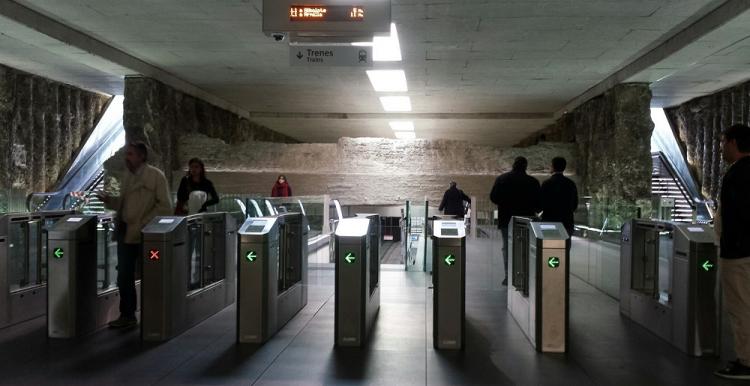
0,238,736,385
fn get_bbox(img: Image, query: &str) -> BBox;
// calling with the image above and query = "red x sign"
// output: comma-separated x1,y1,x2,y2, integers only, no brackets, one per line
148,249,160,261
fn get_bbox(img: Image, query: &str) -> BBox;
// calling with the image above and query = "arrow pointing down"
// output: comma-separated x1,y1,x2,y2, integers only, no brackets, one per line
297,51,303,60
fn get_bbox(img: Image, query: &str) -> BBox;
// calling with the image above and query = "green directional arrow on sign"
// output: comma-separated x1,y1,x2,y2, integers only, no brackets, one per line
245,251,257,262
702,260,714,272
53,248,64,259
444,254,456,266
344,252,356,264
548,256,560,268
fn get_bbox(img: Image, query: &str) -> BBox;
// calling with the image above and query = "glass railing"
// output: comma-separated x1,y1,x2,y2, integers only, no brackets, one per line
217,194,329,240
186,213,229,293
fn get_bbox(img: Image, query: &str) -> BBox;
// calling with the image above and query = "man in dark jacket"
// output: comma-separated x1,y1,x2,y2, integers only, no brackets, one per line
540,157,578,252
439,181,471,217
490,156,541,285
715,123,750,380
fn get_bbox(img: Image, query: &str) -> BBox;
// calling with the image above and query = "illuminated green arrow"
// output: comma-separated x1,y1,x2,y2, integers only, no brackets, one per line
344,252,356,264
702,260,714,272
548,256,560,268
245,251,257,262
53,248,64,259
444,254,456,266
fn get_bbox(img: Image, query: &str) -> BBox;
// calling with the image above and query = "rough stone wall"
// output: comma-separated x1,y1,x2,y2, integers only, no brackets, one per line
517,84,654,228
119,77,297,184
177,134,577,206
665,80,750,200
0,63,109,212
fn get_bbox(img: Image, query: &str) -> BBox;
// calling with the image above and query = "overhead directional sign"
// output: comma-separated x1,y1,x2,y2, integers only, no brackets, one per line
701,260,714,272
444,254,456,266
290,45,372,67
344,252,356,264
246,251,258,263
548,256,560,269
53,248,64,259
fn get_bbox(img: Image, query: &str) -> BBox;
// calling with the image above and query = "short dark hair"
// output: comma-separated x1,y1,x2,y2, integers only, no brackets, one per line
552,157,567,172
128,141,148,161
512,156,528,172
449,181,457,188
723,124,750,153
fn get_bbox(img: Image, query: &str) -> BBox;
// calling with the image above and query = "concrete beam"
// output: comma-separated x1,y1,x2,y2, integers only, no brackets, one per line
247,112,553,120
557,0,750,118
0,0,252,119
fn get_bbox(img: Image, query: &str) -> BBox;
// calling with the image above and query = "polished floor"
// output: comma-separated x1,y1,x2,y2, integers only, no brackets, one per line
0,238,736,385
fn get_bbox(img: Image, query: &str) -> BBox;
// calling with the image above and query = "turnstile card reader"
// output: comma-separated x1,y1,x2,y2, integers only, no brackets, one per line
334,217,380,347
431,220,466,350
508,218,569,353
47,215,98,338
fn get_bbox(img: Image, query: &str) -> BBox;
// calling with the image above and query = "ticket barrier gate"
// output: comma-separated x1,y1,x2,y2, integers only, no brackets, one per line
141,212,236,341
46,214,125,338
334,217,381,347
620,219,719,356
237,212,309,343
431,220,466,350
0,211,72,329
507,217,569,353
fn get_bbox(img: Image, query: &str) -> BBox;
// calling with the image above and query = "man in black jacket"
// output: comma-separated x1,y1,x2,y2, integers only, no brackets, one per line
439,181,471,218
490,156,541,285
540,157,578,252
715,123,750,380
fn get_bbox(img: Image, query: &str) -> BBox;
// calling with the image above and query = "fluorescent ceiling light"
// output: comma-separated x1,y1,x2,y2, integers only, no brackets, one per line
367,70,408,92
395,131,416,140
374,23,401,61
389,121,414,131
379,96,411,112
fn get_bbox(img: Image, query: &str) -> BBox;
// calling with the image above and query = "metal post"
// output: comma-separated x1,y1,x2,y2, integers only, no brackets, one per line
470,195,477,239
323,194,331,234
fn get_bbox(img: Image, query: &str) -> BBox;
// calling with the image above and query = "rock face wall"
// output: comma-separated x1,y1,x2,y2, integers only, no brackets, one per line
0,64,109,212
177,134,577,206
517,84,655,227
665,80,750,200
119,77,297,184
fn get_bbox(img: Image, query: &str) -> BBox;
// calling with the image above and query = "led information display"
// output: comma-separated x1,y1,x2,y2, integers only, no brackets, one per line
290,5,364,21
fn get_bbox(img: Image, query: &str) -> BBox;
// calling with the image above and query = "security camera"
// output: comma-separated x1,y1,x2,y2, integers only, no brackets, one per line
271,32,287,42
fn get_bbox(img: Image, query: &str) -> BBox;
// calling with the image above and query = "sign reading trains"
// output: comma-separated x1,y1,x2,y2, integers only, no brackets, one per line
290,45,372,67
290,5,365,21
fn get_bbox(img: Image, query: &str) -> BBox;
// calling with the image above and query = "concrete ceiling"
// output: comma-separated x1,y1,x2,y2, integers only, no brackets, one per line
1,0,749,145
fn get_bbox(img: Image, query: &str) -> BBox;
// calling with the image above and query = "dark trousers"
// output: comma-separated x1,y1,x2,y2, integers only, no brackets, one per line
500,225,510,280
117,242,140,318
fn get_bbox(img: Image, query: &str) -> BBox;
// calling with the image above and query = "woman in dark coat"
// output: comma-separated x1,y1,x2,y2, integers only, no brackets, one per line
174,158,219,215
271,174,293,197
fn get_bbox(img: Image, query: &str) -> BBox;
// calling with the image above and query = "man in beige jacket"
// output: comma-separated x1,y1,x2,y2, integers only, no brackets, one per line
99,141,172,328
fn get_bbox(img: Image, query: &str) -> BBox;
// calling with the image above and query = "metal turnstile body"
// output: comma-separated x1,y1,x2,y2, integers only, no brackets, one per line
431,220,466,350
507,217,569,353
334,217,380,347
620,219,719,356
141,213,236,341
47,215,98,338
0,211,72,329
237,213,309,343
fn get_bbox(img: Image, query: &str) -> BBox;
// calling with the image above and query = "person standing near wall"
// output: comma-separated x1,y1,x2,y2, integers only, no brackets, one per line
490,156,541,286
174,158,219,215
714,123,750,380
98,141,172,329
271,174,293,197
540,157,578,252
439,181,471,218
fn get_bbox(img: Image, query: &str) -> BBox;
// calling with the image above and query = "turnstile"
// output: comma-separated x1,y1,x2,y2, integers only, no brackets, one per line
0,211,72,329
237,212,309,343
507,217,569,353
334,217,380,347
431,220,466,350
620,219,719,356
141,212,236,341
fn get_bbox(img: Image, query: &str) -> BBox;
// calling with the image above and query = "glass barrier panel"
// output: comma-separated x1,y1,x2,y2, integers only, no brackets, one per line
8,221,29,291
188,223,203,291
658,231,674,304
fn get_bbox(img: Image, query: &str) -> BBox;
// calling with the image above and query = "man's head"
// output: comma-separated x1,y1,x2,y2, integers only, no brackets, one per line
512,156,528,172
722,124,750,164
449,181,457,188
125,141,148,172
551,157,567,173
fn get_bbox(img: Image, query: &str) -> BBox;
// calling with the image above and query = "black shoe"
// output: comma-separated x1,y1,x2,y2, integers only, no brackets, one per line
715,361,750,380
502,278,508,286
108,316,138,329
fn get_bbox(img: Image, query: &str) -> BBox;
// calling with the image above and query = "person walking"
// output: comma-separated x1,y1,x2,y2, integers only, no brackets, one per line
271,175,292,197
98,141,172,328
174,158,219,215
540,157,578,252
439,181,471,218
714,123,750,380
490,156,541,286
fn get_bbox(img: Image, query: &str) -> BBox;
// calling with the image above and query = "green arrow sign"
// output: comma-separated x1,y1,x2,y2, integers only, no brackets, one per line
53,248,64,259
548,256,560,269
444,254,456,266
344,252,356,264
245,251,257,262
702,260,714,272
